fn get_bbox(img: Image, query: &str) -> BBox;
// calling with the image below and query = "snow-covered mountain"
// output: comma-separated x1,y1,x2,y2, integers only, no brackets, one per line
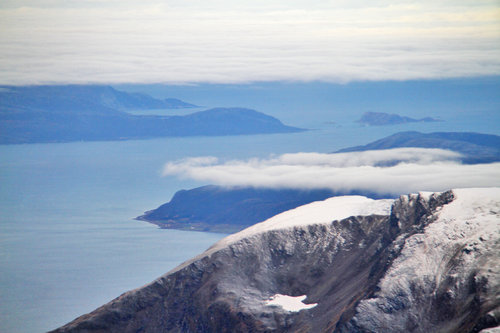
51,188,499,333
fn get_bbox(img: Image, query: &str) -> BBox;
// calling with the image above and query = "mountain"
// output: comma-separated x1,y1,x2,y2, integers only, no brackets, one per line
164,108,301,136
137,186,389,233
357,112,441,126
337,131,500,164
51,188,500,332
0,85,302,143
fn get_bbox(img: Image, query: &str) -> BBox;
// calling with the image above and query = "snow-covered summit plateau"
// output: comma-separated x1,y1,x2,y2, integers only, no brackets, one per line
52,188,499,333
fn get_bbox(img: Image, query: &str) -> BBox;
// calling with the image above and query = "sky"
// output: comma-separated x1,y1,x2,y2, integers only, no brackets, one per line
162,149,500,195
0,0,499,85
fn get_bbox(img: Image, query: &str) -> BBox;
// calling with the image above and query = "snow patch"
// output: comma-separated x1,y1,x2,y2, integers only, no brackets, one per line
265,294,317,312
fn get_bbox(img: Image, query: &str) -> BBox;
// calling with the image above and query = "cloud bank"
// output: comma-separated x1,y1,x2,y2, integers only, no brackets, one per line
1,0,499,85
162,148,500,195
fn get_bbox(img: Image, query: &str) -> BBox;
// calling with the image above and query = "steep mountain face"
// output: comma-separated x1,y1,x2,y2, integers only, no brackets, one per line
52,188,499,333
337,131,500,164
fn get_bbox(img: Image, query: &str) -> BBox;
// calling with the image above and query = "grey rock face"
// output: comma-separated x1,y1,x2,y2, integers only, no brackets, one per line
51,190,499,333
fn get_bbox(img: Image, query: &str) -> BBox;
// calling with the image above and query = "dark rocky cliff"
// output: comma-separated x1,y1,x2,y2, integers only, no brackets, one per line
51,189,499,333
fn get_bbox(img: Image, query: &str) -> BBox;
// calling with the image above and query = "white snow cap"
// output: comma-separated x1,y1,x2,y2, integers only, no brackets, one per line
171,195,394,274
211,195,393,252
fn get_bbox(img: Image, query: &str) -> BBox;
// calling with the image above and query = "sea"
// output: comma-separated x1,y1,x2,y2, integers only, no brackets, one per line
1,79,499,332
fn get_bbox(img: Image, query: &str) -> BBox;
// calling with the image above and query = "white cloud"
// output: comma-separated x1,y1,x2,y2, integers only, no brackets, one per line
0,0,499,84
162,148,500,195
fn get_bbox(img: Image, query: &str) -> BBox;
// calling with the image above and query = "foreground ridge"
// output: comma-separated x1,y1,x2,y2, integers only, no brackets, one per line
51,188,500,333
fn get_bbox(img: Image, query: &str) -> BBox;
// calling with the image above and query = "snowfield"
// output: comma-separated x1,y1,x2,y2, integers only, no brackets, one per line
265,294,318,312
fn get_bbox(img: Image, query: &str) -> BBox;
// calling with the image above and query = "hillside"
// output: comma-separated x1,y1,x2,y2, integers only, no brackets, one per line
137,186,388,233
337,131,500,164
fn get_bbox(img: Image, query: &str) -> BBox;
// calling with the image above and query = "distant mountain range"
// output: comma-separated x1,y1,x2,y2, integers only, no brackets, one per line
357,112,440,126
0,85,302,144
140,131,500,233
0,85,197,113
338,131,500,164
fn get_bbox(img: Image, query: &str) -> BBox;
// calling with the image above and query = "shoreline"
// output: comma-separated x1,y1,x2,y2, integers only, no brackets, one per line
134,216,241,234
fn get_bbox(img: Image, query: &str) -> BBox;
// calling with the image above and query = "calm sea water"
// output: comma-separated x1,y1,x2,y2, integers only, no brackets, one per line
0,115,498,332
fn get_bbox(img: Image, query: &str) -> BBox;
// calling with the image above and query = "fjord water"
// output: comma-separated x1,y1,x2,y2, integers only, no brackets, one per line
0,128,355,333
0,114,498,333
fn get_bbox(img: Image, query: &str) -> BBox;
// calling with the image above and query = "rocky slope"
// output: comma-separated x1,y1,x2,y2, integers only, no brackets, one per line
51,188,499,333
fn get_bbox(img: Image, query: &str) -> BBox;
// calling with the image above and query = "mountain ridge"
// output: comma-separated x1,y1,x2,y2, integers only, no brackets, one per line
52,188,500,332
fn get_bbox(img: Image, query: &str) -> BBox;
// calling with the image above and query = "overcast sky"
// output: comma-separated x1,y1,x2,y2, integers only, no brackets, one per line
0,0,499,85
162,149,500,195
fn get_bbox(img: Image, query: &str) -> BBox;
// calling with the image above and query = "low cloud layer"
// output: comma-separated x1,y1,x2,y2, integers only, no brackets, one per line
162,148,500,195
1,0,499,85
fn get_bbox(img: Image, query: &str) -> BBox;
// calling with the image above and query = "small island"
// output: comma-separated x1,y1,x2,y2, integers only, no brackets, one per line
356,111,441,126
